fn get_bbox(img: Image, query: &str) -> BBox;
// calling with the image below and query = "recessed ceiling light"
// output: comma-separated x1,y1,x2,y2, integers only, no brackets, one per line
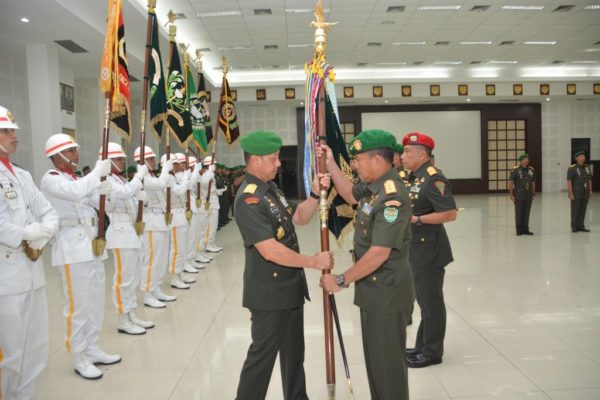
357,62,368,67
392,41,426,46
413,61,425,65
376,62,407,66
435,41,450,46
489,60,518,64
459,41,492,45
197,10,241,18
254,9,272,15
470,5,490,12
386,6,406,13
553,5,575,12
197,47,211,52
174,13,187,19
285,8,329,14
287,44,312,48
466,98,471,102
264,45,278,50
585,48,600,52
502,5,544,10
218,45,253,50
583,5,600,10
546,97,551,101
418,5,461,11
367,42,382,47
433,61,463,65
524,41,557,45
20,17,30,23
499,41,515,46
551,60,564,64
470,61,482,64
300,102,304,105
571,60,598,64
384,100,389,103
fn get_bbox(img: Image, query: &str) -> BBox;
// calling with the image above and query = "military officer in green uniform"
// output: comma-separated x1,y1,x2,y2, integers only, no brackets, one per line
234,130,334,400
401,132,457,368
320,129,414,400
393,142,408,182
567,151,593,232
508,153,536,235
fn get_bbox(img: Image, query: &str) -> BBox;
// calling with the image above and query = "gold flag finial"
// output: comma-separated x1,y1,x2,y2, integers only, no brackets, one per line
195,50,203,72
222,56,229,75
147,0,156,12
179,42,190,62
167,10,177,39
310,0,337,55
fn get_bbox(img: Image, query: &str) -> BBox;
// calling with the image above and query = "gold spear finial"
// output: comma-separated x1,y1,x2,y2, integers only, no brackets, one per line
148,0,156,12
195,50,203,72
179,43,190,61
222,56,229,75
167,10,177,39
310,0,337,55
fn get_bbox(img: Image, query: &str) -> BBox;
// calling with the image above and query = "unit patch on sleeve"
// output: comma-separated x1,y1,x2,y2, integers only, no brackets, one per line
434,180,445,196
244,196,260,205
383,206,399,222
384,200,402,207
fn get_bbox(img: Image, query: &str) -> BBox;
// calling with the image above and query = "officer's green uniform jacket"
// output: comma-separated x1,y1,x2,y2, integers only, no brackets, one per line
567,163,592,199
234,173,309,311
509,165,535,200
406,161,455,269
351,168,414,313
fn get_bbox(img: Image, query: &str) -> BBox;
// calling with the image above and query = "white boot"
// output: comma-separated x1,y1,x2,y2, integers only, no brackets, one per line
179,273,196,284
144,293,166,308
194,253,211,265
200,251,213,260
205,243,223,253
73,352,103,380
84,346,122,365
128,310,155,329
118,314,146,335
183,262,199,273
170,277,191,289
153,288,177,302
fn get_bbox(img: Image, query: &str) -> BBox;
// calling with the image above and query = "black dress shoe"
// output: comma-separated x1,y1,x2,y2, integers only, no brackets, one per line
572,228,579,233
516,232,523,236
524,231,534,235
407,353,442,368
406,347,420,357
580,228,590,232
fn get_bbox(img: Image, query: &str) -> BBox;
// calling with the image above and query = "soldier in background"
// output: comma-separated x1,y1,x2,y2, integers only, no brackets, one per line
508,153,535,235
567,151,593,232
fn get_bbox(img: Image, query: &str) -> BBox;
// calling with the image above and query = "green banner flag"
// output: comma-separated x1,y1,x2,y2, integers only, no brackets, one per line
165,41,192,147
188,68,209,153
148,11,166,139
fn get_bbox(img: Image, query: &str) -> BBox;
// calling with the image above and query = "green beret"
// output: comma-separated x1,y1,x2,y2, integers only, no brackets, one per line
574,150,585,158
240,130,283,156
392,142,404,154
349,129,396,155
518,153,529,161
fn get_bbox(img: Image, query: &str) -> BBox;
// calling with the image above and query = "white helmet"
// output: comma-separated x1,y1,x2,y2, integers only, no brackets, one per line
160,153,175,165
45,133,79,158
202,156,214,166
98,142,126,159
0,106,19,129
174,152,186,164
133,145,156,161
188,156,197,167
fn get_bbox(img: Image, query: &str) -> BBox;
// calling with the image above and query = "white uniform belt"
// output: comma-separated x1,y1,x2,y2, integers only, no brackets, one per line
145,207,164,214
60,217,98,228
108,213,133,222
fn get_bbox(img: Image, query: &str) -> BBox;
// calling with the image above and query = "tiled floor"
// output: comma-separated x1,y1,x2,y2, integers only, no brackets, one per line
35,193,600,400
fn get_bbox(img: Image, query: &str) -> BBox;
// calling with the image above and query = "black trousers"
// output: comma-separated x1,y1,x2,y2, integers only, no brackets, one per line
236,307,308,400
361,309,410,400
571,196,589,231
413,265,446,359
514,198,532,233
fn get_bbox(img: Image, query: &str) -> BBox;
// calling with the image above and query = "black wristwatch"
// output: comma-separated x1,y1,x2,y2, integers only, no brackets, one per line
310,191,320,200
335,274,346,288
416,216,422,225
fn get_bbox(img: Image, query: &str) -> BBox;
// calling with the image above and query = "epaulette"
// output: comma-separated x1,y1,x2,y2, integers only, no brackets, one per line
512,165,519,170
427,166,438,176
242,183,257,194
528,166,534,170
383,179,397,195
570,164,576,168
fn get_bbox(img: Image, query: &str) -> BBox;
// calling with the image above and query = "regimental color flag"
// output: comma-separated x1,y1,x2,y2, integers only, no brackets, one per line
165,41,192,147
188,68,210,153
100,0,131,141
217,75,240,144
148,11,166,139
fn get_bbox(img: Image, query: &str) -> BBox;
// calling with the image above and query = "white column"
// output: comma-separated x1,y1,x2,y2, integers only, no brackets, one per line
26,44,61,182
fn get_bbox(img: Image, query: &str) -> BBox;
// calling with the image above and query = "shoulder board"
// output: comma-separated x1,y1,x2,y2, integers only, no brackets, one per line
383,179,397,195
427,166,438,176
243,183,257,194
528,166,534,170
512,165,519,170
570,164,576,168
398,170,407,179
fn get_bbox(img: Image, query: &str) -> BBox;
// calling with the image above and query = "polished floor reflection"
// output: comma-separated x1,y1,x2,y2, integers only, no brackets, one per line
37,193,600,400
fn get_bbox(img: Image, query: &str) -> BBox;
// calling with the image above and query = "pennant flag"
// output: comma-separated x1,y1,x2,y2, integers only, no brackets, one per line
165,41,192,147
148,11,166,139
100,0,131,140
217,75,240,144
188,68,210,153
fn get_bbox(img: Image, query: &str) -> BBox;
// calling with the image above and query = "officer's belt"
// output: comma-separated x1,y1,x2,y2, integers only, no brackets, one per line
60,217,98,228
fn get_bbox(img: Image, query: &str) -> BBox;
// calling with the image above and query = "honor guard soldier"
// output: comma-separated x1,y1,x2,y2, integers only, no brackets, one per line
234,130,333,400
567,151,593,232
101,142,155,335
134,146,176,308
321,130,415,400
194,160,217,263
200,156,225,254
0,106,59,399
182,156,207,273
401,132,457,368
41,133,121,380
508,153,535,235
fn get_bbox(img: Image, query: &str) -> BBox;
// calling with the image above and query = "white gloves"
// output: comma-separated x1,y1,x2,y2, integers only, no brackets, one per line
208,164,215,173
193,163,202,175
162,159,174,174
216,188,226,196
133,164,148,181
91,159,111,179
135,190,147,202
23,222,53,241
98,180,111,195
28,237,51,251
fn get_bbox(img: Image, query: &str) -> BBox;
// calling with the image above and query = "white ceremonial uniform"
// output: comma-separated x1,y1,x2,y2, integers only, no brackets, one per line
139,171,170,293
40,168,107,355
0,161,58,400
105,173,143,314
200,169,223,248
168,171,190,276
185,179,201,265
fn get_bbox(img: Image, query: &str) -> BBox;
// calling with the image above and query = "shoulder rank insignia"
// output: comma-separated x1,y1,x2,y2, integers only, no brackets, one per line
427,166,438,176
399,170,407,179
570,164,575,168
385,200,401,207
383,180,397,195
434,180,446,196
276,226,285,240
243,183,257,194
244,196,260,205
528,166,534,170
512,165,519,170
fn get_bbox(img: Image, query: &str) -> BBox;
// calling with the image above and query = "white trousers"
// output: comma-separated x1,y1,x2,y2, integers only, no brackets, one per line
58,261,105,354
140,230,169,293
169,225,188,275
205,209,219,247
185,214,200,263
0,288,48,400
111,248,142,314
196,211,210,252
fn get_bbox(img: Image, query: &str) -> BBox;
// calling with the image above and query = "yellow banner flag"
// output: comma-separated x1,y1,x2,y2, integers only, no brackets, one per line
100,0,120,96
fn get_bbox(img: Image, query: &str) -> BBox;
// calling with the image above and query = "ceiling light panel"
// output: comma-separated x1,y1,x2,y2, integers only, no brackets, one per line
583,5,600,10
197,10,241,18
417,5,461,11
392,41,426,46
459,41,493,45
501,5,544,10
218,45,253,50
523,41,557,45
